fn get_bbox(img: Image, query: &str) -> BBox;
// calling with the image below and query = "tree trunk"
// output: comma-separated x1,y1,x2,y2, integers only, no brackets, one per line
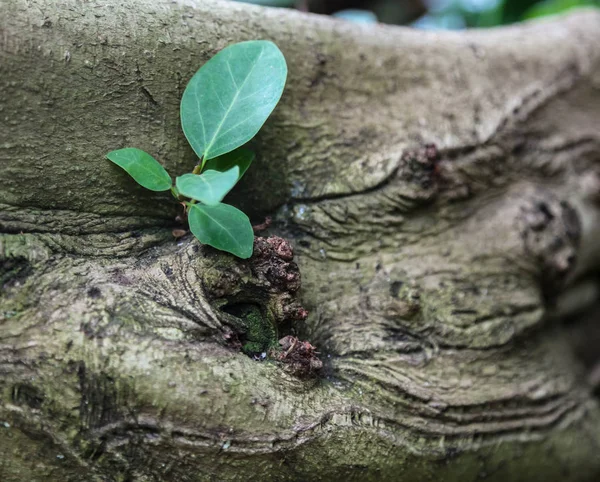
2,1,600,480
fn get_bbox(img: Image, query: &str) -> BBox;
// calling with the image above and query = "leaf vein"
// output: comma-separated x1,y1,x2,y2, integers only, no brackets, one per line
203,46,266,158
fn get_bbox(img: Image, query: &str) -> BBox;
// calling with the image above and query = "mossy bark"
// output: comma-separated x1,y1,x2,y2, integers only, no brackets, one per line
2,1,600,480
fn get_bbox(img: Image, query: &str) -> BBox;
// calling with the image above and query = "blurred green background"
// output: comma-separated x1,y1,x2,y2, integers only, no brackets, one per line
234,0,600,28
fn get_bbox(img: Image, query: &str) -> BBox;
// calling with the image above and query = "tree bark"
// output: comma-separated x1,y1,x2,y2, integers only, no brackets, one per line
2,1,600,480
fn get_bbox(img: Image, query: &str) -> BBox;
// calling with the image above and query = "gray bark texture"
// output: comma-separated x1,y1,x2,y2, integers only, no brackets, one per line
2,0,600,480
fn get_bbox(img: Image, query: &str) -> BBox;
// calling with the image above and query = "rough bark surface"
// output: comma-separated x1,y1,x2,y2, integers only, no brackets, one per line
2,1,600,480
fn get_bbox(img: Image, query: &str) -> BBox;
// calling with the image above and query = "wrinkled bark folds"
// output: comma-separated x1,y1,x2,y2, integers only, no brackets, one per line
2,1,600,480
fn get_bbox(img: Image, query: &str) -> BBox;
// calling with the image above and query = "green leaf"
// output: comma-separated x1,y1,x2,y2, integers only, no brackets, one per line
106,148,172,191
176,167,239,206
188,203,254,259
203,147,255,180
522,0,597,19
180,40,287,161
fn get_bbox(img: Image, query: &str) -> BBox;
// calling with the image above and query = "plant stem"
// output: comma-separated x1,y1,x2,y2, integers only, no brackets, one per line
182,157,205,213
192,156,204,175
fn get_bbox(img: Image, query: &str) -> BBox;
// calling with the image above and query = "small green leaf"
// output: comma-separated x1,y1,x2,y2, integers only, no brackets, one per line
106,148,172,191
188,203,254,258
180,40,287,161
203,147,255,180
176,167,239,205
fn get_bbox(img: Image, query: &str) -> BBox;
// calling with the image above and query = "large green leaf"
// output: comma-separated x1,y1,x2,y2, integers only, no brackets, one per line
180,40,287,161
188,203,254,258
106,148,172,191
203,147,255,180
176,167,239,206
